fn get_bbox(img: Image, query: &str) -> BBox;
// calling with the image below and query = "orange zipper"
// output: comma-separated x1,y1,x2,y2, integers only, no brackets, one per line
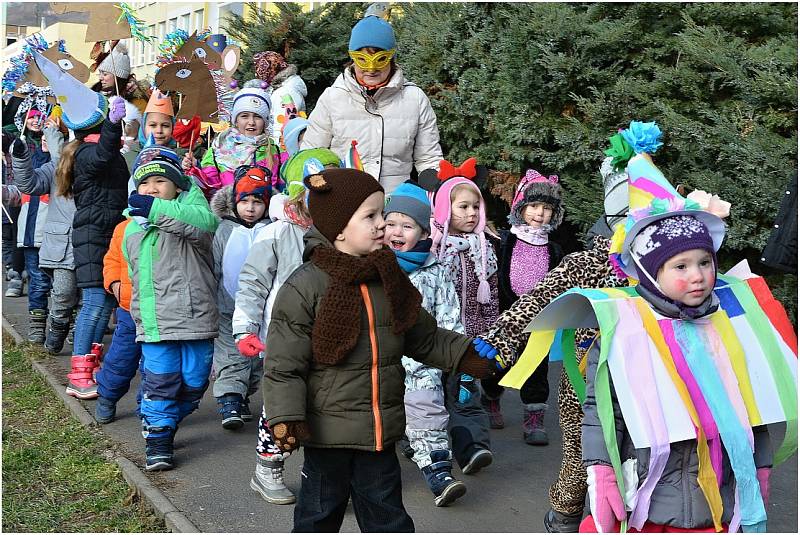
360,283,383,451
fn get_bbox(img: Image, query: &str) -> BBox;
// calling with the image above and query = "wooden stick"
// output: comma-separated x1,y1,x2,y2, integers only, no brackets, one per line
1,202,14,224
188,129,195,151
108,41,121,97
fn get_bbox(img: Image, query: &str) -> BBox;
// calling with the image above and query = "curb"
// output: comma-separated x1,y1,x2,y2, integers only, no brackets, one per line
2,316,200,533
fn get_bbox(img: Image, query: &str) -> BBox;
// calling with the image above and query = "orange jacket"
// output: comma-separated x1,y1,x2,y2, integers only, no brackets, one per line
103,219,132,311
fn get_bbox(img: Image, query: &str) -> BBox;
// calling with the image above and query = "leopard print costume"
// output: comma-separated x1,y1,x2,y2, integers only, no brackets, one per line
479,235,627,515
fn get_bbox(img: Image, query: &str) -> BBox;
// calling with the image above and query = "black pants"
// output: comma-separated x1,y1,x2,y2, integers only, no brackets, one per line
2,206,24,273
481,358,549,405
293,447,414,533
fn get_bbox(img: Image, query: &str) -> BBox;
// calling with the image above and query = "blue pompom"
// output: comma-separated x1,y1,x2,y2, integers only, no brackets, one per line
621,121,663,155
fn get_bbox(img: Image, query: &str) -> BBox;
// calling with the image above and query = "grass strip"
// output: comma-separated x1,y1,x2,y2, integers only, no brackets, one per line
2,336,166,533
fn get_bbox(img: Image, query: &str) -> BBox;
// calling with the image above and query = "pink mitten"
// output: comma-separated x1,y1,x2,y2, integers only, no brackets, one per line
587,464,626,533
757,467,771,509
108,96,126,124
237,333,265,358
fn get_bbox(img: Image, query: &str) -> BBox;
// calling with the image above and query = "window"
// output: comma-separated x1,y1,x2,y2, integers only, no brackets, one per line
193,9,205,32
180,13,190,31
136,38,145,66
147,25,156,63
168,18,177,32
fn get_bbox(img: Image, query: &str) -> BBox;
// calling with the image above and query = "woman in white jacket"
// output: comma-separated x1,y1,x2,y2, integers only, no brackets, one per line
301,15,442,194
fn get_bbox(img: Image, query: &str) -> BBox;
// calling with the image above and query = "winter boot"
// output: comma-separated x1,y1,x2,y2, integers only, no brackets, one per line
218,393,244,430
241,397,253,422
144,427,175,471
461,447,493,475
95,396,117,424
65,354,99,399
28,309,48,344
523,403,548,445
89,343,104,376
421,450,467,507
44,313,71,355
250,455,296,504
481,394,505,429
543,508,582,533
5,269,23,297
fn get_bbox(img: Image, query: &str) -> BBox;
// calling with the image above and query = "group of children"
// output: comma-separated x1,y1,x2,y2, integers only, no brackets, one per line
3,14,795,535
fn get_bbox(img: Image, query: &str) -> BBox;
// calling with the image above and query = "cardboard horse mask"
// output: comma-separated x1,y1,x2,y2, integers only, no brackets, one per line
155,57,219,121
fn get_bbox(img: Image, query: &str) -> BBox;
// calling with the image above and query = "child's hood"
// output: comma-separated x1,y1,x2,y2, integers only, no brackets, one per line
210,185,236,219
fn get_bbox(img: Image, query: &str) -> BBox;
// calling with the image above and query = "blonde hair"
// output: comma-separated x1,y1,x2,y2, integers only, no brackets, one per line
55,138,84,198
450,183,482,203
284,191,312,228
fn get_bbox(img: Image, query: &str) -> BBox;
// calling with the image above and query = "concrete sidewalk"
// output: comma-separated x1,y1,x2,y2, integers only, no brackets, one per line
3,281,798,533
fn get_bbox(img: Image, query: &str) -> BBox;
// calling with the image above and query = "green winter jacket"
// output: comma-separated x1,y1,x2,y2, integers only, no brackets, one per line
263,229,474,451
122,184,220,342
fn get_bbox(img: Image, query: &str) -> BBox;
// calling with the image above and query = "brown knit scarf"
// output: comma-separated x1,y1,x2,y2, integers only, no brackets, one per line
310,246,422,365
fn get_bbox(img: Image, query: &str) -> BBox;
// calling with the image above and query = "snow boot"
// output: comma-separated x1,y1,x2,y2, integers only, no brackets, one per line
44,313,71,355
523,403,548,445
65,354,99,399
250,455,296,504
28,309,47,344
421,450,467,507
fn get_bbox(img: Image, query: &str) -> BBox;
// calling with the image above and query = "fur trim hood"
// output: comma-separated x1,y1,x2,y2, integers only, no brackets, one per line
508,180,564,229
210,185,236,219
272,64,299,87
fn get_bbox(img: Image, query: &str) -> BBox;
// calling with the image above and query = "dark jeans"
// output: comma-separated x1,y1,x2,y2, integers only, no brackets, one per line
96,308,143,403
2,208,24,273
23,247,51,311
72,286,116,355
481,358,549,405
294,447,414,533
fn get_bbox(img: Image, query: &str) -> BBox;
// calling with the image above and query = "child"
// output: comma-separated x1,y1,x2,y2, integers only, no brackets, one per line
430,157,498,469
383,182,473,507
124,149,219,470
481,169,565,444
10,110,53,343
183,85,282,198
124,89,182,174
210,164,272,430
94,149,159,423
262,168,498,531
233,147,339,505
10,116,79,355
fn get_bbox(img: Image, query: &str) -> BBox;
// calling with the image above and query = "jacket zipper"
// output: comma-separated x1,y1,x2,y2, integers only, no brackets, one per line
359,283,383,451
460,253,468,328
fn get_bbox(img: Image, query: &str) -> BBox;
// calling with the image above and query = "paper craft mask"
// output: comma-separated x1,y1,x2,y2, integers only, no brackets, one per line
155,57,219,121
50,2,132,42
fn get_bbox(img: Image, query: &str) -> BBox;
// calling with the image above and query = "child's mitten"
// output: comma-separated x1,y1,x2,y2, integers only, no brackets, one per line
108,96,127,124
757,467,771,508
128,193,155,218
457,346,495,379
237,333,265,358
271,421,311,453
10,137,27,158
587,464,626,533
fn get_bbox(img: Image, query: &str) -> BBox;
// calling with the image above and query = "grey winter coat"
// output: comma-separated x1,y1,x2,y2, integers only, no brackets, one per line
231,194,307,341
581,294,773,529
11,126,76,269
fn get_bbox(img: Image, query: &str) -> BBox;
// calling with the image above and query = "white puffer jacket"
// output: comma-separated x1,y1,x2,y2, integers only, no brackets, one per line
302,67,442,194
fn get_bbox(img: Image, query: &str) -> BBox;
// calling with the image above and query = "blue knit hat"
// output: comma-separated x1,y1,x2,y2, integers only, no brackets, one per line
384,182,431,233
349,16,396,51
283,117,309,156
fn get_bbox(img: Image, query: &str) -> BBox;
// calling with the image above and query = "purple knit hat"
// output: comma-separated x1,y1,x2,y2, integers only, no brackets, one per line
631,214,716,293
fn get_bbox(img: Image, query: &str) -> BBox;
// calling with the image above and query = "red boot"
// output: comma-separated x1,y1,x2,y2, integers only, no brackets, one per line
90,343,104,376
66,354,99,399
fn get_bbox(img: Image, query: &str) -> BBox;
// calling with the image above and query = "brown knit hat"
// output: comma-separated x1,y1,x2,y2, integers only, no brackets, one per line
303,168,384,242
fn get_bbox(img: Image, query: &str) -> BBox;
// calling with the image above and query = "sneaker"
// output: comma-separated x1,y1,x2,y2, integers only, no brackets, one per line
44,314,71,355
65,354,99,399
523,403,549,445
421,450,467,507
461,448,493,475
217,393,244,430
481,395,504,429
28,309,47,344
145,428,175,471
241,398,253,422
95,396,117,424
5,271,22,297
250,455,296,504
543,508,582,533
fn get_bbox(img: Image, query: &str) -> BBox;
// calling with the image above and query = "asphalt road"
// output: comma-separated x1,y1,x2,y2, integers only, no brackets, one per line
3,282,798,533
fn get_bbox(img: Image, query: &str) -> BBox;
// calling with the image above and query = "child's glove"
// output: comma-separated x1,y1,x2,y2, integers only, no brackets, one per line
10,137,27,158
128,193,155,218
587,464,626,533
457,345,495,379
271,421,311,453
108,96,127,124
472,338,504,370
757,467,771,508
237,333,265,358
